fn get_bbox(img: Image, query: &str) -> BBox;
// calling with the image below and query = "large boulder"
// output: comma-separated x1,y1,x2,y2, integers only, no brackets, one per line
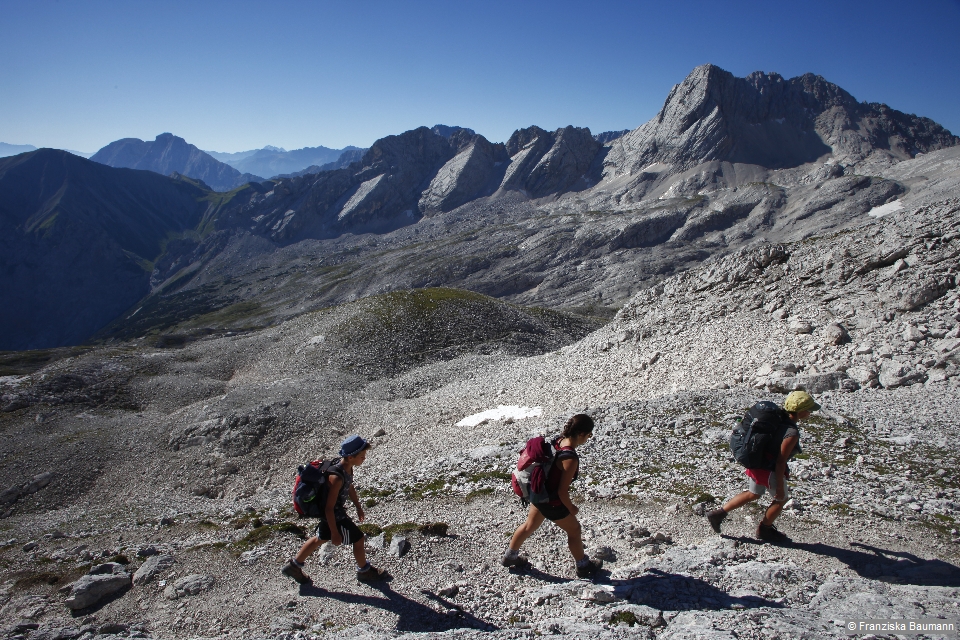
64,564,131,610
132,554,175,586
878,361,927,388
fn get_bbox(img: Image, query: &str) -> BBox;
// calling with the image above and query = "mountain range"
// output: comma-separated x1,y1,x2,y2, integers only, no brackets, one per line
206,144,364,178
2,63,958,351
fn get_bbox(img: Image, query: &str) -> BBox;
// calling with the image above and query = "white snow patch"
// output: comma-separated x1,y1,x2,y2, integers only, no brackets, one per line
456,405,542,427
867,200,903,218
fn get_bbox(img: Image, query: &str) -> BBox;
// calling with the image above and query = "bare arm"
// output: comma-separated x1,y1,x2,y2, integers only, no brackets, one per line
348,484,365,522
326,475,343,544
773,435,798,502
556,457,580,516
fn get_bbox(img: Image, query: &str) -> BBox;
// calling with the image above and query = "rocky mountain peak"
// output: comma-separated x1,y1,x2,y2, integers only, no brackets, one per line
605,64,958,178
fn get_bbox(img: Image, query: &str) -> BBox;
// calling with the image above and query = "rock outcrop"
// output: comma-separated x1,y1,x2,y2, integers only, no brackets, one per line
604,64,959,179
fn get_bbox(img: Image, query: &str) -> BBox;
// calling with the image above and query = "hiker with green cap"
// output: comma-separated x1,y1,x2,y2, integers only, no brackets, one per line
706,391,820,543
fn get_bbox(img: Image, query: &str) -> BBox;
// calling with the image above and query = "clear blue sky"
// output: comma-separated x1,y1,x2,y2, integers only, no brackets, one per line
2,0,959,153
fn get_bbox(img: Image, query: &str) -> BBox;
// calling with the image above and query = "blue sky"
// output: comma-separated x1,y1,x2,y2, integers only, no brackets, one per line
2,0,959,153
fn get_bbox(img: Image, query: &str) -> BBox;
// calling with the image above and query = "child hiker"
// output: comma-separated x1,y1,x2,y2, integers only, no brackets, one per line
502,414,603,578
706,390,819,543
281,435,388,584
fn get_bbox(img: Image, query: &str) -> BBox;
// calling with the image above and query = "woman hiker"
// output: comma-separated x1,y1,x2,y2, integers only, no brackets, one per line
502,414,604,578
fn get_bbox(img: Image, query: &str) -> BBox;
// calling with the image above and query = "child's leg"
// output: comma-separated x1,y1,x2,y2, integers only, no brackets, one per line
295,536,324,564
722,490,761,512
509,504,546,551
552,514,585,562
352,537,367,569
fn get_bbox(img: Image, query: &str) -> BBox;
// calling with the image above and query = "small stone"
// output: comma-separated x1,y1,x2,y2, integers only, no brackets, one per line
373,428,387,437
22,541,38,552
789,319,814,334
389,536,410,557
903,325,924,342
824,323,851,345
591,546,616,561
438,584,459,598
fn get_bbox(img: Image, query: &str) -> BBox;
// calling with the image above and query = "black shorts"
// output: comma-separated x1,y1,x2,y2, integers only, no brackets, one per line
315,518,364,545
534,502,571,521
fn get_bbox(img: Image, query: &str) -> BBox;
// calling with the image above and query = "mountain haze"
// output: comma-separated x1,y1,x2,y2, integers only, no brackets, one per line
208,144,365,179
91,133,264,192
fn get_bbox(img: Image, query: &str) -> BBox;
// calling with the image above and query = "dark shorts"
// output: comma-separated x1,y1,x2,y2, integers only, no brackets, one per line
534,502,571,522
315,518,364,545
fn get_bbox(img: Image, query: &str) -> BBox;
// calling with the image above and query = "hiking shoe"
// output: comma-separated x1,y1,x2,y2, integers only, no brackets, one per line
575,557,603,578
281,559,311,585
500,552,530,569
706,508,728,534
756,523,790,543
357,565,389,582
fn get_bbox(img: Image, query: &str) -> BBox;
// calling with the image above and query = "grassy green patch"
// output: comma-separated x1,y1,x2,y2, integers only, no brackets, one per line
466,487,494,501
0,346,91,376
198,520,219,530
233,522,306,551
609,611,639,626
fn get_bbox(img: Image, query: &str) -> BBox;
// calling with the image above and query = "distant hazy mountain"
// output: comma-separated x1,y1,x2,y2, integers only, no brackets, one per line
206,144,363,179
276,148,368,178
0,149,223,349
91,133,263,191
0,142,38,158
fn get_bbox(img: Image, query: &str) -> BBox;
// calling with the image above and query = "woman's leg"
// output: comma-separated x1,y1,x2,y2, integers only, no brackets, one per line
509,504,545,551
552,513,585,562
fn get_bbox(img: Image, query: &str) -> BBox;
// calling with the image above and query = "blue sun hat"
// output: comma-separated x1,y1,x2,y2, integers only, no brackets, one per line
339,435,371,458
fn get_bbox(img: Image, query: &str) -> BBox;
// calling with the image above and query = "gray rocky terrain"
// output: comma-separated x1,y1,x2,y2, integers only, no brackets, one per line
1,185,959,638
2,63,960,639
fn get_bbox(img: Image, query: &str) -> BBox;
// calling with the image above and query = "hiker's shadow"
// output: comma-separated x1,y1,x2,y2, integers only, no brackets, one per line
621,568,782,611
510,565,568,584
298,583,492,632
791,540,960,587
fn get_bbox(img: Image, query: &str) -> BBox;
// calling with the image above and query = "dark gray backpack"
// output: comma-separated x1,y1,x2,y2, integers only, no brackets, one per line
729,402,790,470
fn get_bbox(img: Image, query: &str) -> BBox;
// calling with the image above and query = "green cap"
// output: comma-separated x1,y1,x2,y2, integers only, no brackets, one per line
784,390,821,413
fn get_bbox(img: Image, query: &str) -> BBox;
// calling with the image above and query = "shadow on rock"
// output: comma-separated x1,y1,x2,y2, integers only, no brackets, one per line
792,541,960,587
68,584,132,617
624,569,782,611
297,582,493,632
511,565,568,584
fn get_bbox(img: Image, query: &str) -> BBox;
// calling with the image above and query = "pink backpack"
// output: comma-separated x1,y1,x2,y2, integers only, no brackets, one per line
511,437,555,504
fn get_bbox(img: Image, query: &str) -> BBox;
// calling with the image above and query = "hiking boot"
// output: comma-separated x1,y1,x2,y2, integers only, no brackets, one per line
500,551,530,569
357,565,389,582
281,559,311,585
756,523,790,543
706,508,728,534
575,557,603,578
